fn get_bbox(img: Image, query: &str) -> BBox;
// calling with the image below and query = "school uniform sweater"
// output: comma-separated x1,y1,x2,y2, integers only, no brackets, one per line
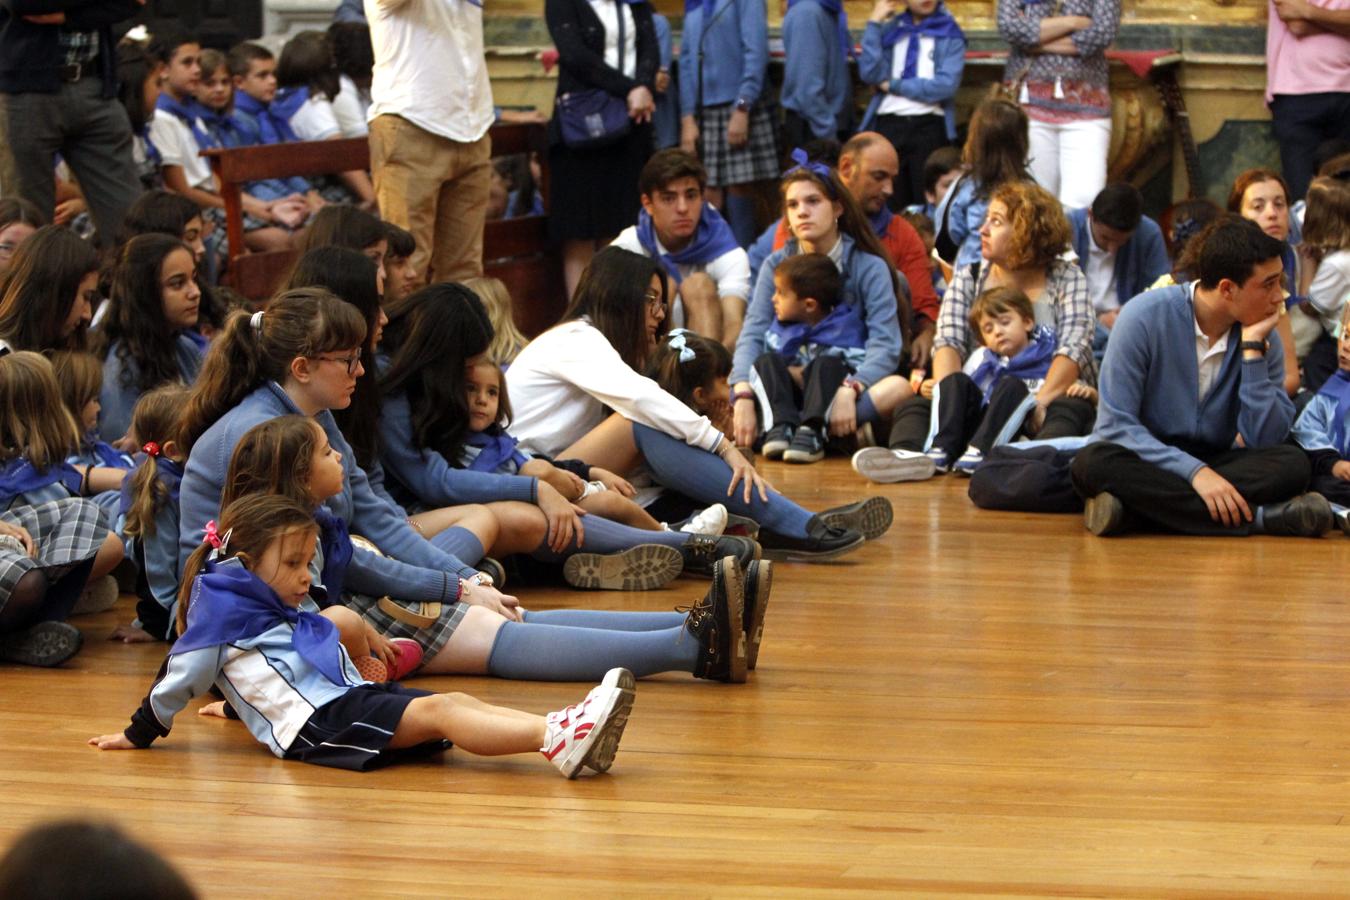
1066,208,1170,312
779,0,853,139
735,233,902,388
1091,284,1295,483
119,455,183,638
856,16,966,141
678,0,769,113
98,334,204,443
379,389,540,509
178,383,471,603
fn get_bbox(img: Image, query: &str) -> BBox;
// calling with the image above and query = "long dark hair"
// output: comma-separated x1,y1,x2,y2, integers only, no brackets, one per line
381,283,494,463
285,246,382,468
963,98,1031,199
560,246,669,371
120,190,201,244
296,205,385,257
0,225,99,352
177,287,366,453
277,30,340,101
97,234,196,392
780,166,911,347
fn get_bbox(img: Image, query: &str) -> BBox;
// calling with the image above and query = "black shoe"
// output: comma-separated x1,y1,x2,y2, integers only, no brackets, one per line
818,496,894,541
0,621,83,667
758,515,865,562
679,534,761,578
761,424,794,460
743,559,771,671
681,557,746,683
477,556,506,590
1258,492,1334,537
782,426,826,464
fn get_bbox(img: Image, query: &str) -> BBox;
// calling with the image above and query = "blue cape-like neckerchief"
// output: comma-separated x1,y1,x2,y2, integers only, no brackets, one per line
767,301,868,361
86,438,134,470
881,3,962,81
636,203,741,286
172,557,349,687
464,428,529,474
868,205,894,237
0,457,84,510
967,325,1057,402
313,506,353,604
155,93,216,151
232,91,299,144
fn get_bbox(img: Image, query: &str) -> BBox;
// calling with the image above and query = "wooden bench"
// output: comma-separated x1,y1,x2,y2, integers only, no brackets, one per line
200,121,565,336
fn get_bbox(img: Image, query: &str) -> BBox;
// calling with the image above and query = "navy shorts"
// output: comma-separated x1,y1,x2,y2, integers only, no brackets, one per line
285,682,450,771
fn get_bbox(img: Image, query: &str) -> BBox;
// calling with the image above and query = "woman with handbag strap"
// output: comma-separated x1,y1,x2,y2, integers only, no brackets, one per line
547,0,659,298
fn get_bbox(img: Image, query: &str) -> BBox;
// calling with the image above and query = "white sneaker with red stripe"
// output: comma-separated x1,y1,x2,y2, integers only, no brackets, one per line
541,667,636,778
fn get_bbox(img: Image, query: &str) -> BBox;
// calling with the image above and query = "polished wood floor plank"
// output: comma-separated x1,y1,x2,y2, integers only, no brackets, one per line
3,461,1350,896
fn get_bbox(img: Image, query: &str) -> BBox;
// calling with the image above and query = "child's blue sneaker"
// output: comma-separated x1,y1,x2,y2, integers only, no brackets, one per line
951,446,983,477
761,424,794,460
924,447,950,474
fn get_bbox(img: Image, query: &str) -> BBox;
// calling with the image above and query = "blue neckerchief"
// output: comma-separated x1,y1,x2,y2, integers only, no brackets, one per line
313,506,352,605
787,0,853,60
881,4,963,81
635,203,741,285
967,325,1057,403
155,92,216,150
197,105,245,148
232,91,298,144
117,455,183,519
0,457,84,509
271,85,310,126
85,438,135,470
1317,368,1350,453
172,557,349,687
464,428,529,473
767,302,868,361
868,205,894,237
185,329,210,352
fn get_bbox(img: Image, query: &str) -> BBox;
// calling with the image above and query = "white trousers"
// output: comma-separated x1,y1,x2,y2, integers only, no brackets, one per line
1027,115,1112,211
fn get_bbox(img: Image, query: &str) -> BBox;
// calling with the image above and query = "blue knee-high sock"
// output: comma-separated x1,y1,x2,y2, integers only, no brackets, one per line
857,392,879,426
632,423,814,537
532,513,689,562
486,621,697,680
524,608,686,630
430,526,484,566
723,194,757,248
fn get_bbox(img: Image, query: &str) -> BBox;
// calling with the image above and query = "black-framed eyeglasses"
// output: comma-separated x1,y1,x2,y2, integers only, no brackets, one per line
313,353,362,376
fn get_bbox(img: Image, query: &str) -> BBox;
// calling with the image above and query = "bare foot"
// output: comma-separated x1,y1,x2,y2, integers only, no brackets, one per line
197,701,229,719
110,622,156,644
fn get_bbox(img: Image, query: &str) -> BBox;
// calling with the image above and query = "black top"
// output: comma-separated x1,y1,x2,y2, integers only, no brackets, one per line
546,0,658,100
0,0,140,98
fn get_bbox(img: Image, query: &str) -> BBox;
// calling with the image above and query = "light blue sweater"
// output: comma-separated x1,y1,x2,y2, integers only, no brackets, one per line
934,174,987,269
379,389,540,510
856,19,965,140
780,0,852,139
679,0,768,114
178,382,472,603
733,233,902,388
1092,284,1294,483
98,334,204,443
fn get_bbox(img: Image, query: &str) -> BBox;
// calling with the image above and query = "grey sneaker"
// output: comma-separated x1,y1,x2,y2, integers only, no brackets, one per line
850,447,937,484
1084,492,1127,536
0,621,83,667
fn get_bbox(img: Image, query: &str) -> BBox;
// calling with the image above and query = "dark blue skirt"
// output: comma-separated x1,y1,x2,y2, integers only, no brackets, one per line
285,682,450,771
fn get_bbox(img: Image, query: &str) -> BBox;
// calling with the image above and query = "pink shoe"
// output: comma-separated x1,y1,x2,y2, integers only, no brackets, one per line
386,638,424,680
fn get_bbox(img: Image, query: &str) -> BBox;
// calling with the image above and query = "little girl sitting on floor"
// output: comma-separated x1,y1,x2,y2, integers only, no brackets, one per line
90,493,636,777
462,356,729,536
50,351,135,528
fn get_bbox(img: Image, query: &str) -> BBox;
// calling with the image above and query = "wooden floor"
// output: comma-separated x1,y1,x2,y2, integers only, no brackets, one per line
4,459,1350,897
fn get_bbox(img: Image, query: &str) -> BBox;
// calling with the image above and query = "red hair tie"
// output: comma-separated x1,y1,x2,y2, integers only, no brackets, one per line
142,441,161,458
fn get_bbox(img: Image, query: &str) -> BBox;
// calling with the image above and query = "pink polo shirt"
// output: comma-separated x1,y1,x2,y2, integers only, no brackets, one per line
1266,0,1350,102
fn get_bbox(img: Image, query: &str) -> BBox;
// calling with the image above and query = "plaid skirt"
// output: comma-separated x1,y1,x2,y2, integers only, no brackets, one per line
696,102,779,187
343,590,469,669
0,498,105,618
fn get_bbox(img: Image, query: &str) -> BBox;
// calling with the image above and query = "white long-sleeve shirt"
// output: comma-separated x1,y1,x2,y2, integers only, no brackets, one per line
505,319,724,459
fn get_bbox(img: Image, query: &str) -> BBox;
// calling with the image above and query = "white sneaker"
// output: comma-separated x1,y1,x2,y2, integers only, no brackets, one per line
541,668,636,778
71,575,119,616
679,503,728,536
578,480,607,500
850,447,937,484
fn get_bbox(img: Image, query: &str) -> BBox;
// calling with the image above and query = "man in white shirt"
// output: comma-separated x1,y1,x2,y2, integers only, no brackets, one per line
365,0,494,284
611,149,752,349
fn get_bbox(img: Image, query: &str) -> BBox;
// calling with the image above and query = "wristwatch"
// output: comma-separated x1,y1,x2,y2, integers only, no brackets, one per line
1239,340,1267,356
734,97,752,113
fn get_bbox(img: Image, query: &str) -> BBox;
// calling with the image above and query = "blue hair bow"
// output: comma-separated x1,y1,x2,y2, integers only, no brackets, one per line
784,148,836,197
668,329,696,364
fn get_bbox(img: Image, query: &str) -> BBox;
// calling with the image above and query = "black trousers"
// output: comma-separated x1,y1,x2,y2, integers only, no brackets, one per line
1070,442,1310,536
1269,91,1350,202
753,351,849,430
1310,471,1350,507
872,112,948,212
781,109,845,160
888,373,1095,461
